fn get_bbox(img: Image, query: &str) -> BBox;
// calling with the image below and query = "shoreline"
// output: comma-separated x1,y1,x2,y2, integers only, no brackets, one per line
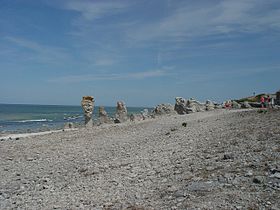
0,108,253,141
0,128,78,141
0,108,279,209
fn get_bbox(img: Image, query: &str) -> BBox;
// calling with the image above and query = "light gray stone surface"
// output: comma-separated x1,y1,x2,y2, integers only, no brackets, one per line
0,109,279,209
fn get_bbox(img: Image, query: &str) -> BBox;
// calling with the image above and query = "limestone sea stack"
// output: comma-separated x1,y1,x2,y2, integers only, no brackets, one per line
174,97,205,114
153,104,176,115
81,96,94,127
115,101,128,123
205,100,215,111
99,106,110,124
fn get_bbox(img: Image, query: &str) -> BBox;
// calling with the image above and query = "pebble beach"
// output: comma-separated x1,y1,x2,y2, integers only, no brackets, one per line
0,108,279,209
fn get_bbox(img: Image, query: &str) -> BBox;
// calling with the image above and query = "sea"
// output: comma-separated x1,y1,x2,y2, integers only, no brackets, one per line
0,104,151,134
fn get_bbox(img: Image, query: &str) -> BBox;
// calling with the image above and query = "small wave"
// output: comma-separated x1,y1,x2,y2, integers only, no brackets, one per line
14,119,53,123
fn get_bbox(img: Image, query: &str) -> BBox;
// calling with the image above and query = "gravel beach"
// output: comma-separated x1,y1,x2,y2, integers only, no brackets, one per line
0,109,279,209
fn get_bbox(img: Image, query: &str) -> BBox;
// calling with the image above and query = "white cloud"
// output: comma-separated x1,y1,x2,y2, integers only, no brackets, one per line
49,70,168,83
126,0,280,43
64,0,130,21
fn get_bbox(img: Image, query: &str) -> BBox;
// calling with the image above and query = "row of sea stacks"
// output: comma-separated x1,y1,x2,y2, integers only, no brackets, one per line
80,95,254,127
80,96,152,127
153,97,254,116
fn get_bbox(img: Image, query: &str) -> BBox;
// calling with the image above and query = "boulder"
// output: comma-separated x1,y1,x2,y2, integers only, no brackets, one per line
232,101,241,109
130,113,144,121
205,100,215,111
175,97,205,114
153,104,176,115
174,97,190,114
81,96,94,127
115,101,128,123
241,101,251,109
248,102,262,108
186,98,205,113
129,114,136,122
98,106,111,124
215,104,223,109
141,109,149,120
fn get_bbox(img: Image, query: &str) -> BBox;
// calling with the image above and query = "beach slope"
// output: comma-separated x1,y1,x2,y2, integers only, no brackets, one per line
0,109,279,209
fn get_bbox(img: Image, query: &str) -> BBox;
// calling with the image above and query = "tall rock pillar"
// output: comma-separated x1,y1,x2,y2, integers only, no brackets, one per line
81,96,94,127
115,101,128,123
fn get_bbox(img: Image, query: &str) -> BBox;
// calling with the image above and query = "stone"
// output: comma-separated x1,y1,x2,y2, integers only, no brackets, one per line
253,177,262,184
248,102,262,108
141,109,149,120
231,101,241,109
153,104,176,115
270,172,280,179
174,97,190,114
223,153,234,160
98,106,110,124
205,100,215,111
187,98,205,112
241,101,251,109
175,97,205,114
129,114,136,121
81,96,94,127
245,171,253,177
115,101,128,123
215,104,223,109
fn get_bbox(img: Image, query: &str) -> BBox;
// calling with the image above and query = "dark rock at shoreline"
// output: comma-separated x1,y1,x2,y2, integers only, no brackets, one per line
241,101,251,109
174,97,205,114
153,104,176,115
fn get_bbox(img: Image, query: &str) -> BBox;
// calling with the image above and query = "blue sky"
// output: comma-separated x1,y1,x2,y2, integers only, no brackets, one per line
0,0,280,106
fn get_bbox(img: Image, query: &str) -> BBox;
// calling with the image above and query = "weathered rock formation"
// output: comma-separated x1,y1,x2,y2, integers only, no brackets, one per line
153,104,176,115
141,109,149,120
115,101,128,123
205,100,215,111
187,99,205,112
241,101,251,109
174,97,205,114
174,97,191,114
99,106,110,124
231,101,241,109
81,96,94,127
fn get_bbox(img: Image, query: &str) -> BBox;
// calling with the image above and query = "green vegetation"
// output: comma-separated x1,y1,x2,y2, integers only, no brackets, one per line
235,93,265,103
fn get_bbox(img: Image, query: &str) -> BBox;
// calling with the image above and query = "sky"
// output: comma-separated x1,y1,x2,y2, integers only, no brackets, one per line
0,0,280,107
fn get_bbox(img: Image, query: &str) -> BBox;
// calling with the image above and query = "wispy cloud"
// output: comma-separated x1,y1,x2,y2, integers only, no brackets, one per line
49,70,168,83
5,36,70,64
126,0,280,43
64,0,131,21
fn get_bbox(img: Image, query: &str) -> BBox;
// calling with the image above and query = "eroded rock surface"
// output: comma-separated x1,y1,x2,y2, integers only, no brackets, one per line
115,101,128,123
98,106,110,124
175,97,205,114
81,96,94,127
153,104,176,115
205,100,215,111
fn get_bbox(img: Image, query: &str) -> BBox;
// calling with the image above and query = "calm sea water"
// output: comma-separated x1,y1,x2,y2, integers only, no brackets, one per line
0,104,151,133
